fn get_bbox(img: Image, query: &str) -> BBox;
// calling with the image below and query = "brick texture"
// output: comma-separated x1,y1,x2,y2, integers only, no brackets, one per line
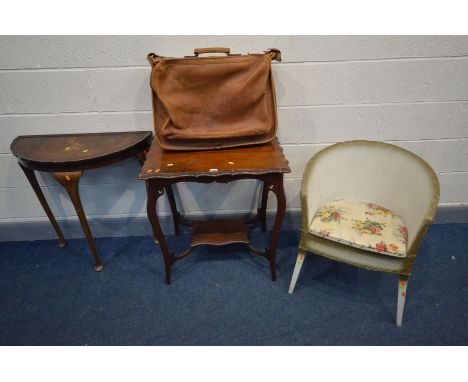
0,36,467,223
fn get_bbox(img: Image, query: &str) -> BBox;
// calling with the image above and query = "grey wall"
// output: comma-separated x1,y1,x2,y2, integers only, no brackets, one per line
1,36,467,234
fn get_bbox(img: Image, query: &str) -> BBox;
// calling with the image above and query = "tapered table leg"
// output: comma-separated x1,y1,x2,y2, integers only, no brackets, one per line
53,171,103,272
266,175,286,281
165,184,180,236
146,180,174,284
19,163,66,248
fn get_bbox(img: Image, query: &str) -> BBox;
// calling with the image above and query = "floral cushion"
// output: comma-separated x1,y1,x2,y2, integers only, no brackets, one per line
309,199,408,258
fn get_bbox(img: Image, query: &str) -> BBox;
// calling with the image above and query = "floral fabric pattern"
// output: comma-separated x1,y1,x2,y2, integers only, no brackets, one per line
315,205,346,223
352,218,385,236
365,203,393,218
310,199,408,258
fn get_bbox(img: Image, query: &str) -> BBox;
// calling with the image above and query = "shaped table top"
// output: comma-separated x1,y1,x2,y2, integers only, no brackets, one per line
11,131,153,172
140,137,290,180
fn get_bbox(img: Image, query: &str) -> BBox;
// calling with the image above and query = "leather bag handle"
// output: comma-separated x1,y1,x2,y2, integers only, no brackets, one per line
194,47,231,56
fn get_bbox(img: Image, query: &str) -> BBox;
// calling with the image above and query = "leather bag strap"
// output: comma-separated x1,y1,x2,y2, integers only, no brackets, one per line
147,53,161,67
266,48,282,62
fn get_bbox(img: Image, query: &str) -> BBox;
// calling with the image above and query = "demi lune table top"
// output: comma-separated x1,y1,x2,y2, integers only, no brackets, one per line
11,131,153,172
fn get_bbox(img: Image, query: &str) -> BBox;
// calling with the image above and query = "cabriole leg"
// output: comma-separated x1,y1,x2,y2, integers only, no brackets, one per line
53,171,103,272
165,184,180,236
258,181,269,232
266,175,286,281
146,180,174,284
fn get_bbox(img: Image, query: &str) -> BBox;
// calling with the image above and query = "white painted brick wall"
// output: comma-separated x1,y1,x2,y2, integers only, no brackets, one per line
274,59,468,106
0,36,467,225
0,37,34,69
0,71,95,113
88,68,151,111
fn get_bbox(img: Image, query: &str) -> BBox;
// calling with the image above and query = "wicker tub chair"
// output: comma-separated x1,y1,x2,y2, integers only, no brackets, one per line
288,140,440,326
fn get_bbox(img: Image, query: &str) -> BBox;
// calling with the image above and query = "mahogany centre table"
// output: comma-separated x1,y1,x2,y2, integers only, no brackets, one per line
10,131,153,271
139,138,291,284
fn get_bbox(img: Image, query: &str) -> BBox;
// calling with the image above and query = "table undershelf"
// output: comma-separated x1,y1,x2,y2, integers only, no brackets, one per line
190,219,249,247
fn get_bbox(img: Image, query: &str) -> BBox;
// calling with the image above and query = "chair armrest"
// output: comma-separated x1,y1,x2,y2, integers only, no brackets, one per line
299,157,334,230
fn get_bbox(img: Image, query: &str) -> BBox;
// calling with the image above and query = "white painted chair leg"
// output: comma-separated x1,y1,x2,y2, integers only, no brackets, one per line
288,250,306,294
396,276,409,327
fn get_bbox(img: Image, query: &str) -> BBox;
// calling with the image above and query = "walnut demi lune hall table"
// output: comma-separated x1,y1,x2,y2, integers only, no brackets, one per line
10,131,153,271
140,138,291,284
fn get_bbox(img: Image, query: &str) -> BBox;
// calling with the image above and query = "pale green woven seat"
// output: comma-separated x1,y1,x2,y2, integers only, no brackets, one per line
288,140,439,327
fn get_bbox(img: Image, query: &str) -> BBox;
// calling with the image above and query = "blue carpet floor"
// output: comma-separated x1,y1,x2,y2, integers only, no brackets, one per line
0,224,467,345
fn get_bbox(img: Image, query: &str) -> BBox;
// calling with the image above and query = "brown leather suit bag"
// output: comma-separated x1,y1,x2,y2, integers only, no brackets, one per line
147,47,282,150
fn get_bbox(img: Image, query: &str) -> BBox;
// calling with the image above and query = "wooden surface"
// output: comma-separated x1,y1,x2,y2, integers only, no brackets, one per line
11,131,153,271
191,219,249,247
140,138,290,179
144,139,289,284
11,131,153,172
